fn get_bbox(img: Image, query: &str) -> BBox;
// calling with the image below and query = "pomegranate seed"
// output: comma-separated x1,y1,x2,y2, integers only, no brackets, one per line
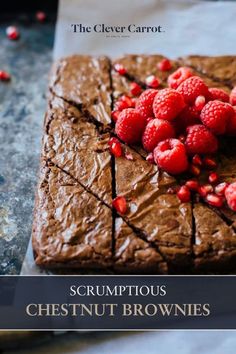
158,58,172,71
208,172,219,184
205,193,223,208
198,184,213,198
145,75,159,88
0,70,11,81
36,11,46,22
146,153,154,164
215,182,228,196
190,164,201,176
125,152,134,161
192,154,202,166
6,26,20,40
114,63,127,75
178,134,186,143
115,95,133,111
167,187,177,194
111,110,120,122
130,82,142,96
185,180,199,191
112,196,127,214
194,95,206,111
203,157,217,169
177,186,191,203
109,138,123,157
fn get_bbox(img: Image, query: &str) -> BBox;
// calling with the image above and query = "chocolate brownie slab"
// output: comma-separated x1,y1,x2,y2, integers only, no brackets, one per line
179,55,236,87
43,95,112,204
193,203,236,273
50,55,112,126
114,144,193,270
32,163,112,268
114,218,167,273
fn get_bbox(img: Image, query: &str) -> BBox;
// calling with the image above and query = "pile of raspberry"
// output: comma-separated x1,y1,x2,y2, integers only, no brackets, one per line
110,59,236,213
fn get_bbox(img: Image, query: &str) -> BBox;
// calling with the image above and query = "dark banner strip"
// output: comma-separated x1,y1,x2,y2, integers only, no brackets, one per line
0,276,236,330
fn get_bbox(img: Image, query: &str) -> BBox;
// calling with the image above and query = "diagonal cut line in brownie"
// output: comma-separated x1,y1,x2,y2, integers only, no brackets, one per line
32,161,113,269
193,202,236,273
49,55,112,127
178,55,236,89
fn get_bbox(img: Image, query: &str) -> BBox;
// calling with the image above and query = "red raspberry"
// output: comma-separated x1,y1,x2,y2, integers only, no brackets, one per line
112,196,127,214
115,108,146,144
177,76,209,105
135,89,158,120
0,70,11,81
194,95,206,111
114,63,127,75
177,186,191,203
109,137,123,157
168,67,192,89
173,106,200,134
142,118,175,152
153,88,185,121
208,88,229,103
226,107,236,136
130,82,142,96
158,58,172,71
145,75,159,88
230,87,236,106
6,26,20,40
225,182,236,211
185,125,218,155
200,100,234,135
153,138,188,175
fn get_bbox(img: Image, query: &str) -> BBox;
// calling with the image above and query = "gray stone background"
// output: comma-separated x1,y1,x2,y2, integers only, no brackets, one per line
0,13,55,274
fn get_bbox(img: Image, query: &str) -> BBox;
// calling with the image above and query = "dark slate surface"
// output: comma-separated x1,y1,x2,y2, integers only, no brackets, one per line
0,14,56,274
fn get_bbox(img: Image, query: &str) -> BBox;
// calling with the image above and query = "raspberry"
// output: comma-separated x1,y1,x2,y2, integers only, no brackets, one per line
115,108,146,144
112,196,127,214
208,88,229,103
225,182,236,211
177,186,191,203
114,63,127,75
168,67,192,89
111,110,120,122
6,26,20,40
153,88,185,121
0,70,11,81
153,138,188,175
135,89,158,120
177,76,209,105
109,137,123,157
230,87,236,106
205,194,223,208
194,95,206,111
200,100,234,135
145,75,159,88
158,58,172,71
130,82,142,96
173,106,200,134
226,107,236,136
185,125,218,155
142,118,175,152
